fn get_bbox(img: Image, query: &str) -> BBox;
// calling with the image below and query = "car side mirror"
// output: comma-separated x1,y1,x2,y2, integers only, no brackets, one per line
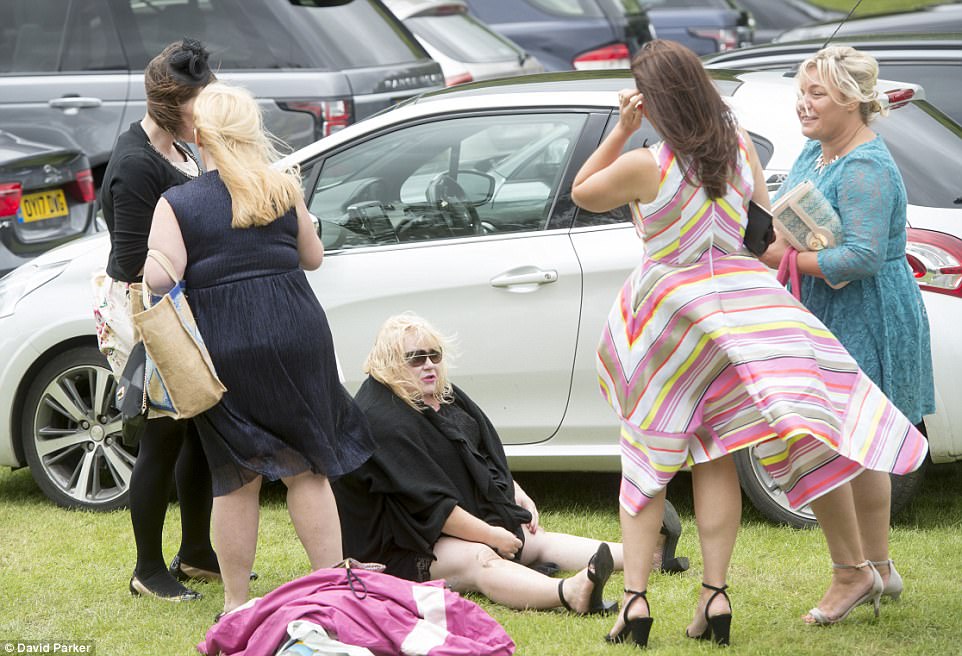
456,171,496,206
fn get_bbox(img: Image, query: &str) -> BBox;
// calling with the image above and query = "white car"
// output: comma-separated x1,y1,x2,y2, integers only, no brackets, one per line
2,71,960,527
384,0,544,86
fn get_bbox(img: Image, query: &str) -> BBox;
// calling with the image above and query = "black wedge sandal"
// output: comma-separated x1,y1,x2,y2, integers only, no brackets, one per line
686,582,732,646
605,588,653,648
659,500,690,574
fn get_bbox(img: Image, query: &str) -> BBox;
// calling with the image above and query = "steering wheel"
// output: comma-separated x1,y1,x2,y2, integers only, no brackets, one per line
424,172,482,236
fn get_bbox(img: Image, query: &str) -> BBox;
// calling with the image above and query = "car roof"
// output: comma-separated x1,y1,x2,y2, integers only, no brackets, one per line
705,32,962,67
278,69,921,173
775,3,962,41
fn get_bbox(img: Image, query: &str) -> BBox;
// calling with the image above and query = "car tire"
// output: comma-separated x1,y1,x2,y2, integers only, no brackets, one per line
734,448,926,528
21,346,136,511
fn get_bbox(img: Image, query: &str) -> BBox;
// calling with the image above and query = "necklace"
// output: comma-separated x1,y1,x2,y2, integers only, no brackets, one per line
814,125,864,175
146,139,201,178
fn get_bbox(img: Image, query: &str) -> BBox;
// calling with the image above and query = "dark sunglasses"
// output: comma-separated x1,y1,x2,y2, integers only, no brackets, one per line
404,349,442,367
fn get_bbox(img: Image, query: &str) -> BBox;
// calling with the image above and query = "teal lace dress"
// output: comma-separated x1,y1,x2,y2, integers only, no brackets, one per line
776,137,935,424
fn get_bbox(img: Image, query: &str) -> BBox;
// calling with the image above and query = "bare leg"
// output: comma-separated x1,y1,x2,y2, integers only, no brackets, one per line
212,476,261,613
687,454,739,636
519,529,623,572
283,471,342,570
430,537,600,611
850,469,893,585
608,490,664,638
806,481,876,623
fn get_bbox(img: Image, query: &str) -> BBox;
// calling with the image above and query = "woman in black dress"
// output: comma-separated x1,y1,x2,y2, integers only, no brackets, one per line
144,82,374,616
333,313,627,614
96,40,217,601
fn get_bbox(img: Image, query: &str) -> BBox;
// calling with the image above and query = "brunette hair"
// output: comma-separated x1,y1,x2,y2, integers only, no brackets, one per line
363,313,455,411
192,83,302,228
144,39,215,136
797,46,886,124
630,40,738,199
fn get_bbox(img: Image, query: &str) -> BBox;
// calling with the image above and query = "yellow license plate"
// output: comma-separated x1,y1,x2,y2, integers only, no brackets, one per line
18,188,69,223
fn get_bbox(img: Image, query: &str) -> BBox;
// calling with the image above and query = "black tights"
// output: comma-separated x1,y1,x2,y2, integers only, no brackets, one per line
129,417,216,582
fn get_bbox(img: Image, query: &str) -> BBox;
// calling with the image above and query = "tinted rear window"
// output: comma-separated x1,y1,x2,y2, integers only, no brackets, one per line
876,101,962,210
406,14,520,63
290,1,427,68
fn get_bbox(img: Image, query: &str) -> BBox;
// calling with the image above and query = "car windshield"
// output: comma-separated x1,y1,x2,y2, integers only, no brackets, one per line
876,100,962,210
405,14,520,63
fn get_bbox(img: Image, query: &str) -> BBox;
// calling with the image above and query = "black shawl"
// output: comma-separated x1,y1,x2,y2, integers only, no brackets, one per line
332,377,530,581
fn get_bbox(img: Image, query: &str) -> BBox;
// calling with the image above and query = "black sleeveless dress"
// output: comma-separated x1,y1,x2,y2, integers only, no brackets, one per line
163,171,374,496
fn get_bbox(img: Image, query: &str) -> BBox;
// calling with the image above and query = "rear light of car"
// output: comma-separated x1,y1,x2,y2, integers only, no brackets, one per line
445,72,473,87
906,227,962,298
0,182,22,218
688,28,738,52
278,99,354,139
883,88,915,111
67,168,96,203
573,43,631,70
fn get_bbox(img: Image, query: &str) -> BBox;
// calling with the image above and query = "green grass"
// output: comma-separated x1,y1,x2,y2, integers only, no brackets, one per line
0,461,960,655
808,0,953,16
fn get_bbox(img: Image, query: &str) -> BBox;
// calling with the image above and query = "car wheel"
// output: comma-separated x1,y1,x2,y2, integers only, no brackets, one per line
21,346,136,510
733,448,925,528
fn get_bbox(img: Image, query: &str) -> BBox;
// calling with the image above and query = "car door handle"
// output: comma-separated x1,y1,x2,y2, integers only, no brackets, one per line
49,97,103,110
490,266,558,288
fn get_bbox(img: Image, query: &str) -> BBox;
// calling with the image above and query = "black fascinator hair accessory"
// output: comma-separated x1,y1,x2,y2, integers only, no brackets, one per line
167,39,213,87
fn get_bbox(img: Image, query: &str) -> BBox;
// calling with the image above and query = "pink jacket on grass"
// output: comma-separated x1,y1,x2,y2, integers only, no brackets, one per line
197,568,515,656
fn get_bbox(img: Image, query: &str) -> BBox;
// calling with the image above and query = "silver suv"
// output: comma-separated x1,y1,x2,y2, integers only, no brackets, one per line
0,0,443,183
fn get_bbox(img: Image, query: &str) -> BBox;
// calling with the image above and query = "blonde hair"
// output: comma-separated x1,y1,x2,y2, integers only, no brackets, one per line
193,82,302,228
363,313,454,411
798,46,887,124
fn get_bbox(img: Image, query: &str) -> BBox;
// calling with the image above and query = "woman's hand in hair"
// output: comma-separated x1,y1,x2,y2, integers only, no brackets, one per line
616,89,645,134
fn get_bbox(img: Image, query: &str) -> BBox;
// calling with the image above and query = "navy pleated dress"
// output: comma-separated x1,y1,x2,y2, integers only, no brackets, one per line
162,171,374,496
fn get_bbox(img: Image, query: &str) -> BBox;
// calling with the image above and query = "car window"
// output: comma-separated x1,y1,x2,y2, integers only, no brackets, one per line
289,1,428,68
0,0,124,73
876,100,962,210
879,62,962,126
404,14,520,63
125,0,300,70
309,113,588,250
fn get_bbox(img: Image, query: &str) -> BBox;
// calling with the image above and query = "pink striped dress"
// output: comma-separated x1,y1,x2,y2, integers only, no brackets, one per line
596,135,928,515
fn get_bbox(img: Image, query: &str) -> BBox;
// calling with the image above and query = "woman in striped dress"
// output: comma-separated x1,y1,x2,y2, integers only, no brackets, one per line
571,40,927,648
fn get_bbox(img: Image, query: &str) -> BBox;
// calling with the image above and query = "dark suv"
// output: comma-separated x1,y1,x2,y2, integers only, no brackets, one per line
462,0,653,71
0,0,443,183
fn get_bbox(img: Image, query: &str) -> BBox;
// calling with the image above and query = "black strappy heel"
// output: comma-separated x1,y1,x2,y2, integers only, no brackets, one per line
686,582,732,646
605,588,653,648
558,542,618,615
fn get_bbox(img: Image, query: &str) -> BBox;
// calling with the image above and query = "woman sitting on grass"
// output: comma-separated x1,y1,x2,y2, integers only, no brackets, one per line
332,313,686,613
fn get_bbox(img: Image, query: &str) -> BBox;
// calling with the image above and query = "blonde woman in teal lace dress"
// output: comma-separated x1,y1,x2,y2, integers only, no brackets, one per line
761,46,934,624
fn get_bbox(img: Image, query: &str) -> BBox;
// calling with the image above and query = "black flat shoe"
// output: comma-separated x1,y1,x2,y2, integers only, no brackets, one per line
605,588,653,648
129,574,201,602
685,582,732,646
659,500,689,574
559,542,618,615
170,555,258,583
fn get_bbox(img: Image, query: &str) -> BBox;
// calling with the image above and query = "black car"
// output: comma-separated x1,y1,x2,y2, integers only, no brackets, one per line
735,0,843,43
461,0,653,71
645,0,755,55
0,0,443,184
704,34,962,125
775,1,962,42
0,131,96,275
